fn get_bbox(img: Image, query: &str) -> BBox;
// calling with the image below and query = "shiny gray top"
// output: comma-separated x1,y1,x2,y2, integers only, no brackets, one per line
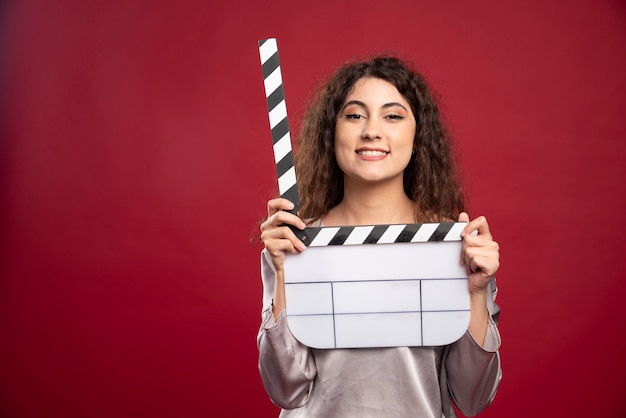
257,250,502,418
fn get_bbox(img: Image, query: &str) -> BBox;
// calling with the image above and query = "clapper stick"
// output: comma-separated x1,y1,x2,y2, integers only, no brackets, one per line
258,38,309,242
257,38,471,349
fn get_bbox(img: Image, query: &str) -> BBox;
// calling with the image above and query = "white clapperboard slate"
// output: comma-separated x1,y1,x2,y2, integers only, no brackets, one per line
259,38,470,349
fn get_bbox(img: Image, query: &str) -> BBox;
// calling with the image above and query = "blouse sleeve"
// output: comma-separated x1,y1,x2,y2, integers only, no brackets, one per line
443,277,502,417
256,250,317,409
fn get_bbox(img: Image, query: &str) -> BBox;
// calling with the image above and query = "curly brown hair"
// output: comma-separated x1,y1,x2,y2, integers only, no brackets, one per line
294,55,465,225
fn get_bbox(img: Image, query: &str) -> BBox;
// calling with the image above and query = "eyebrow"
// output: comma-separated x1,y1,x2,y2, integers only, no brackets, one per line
341,100,409,112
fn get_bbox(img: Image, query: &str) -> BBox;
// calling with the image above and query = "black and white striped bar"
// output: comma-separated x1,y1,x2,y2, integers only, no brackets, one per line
302,221,466,247
258,38,300,211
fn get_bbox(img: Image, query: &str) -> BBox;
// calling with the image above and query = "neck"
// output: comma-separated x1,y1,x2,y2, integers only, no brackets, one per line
324,177,416,226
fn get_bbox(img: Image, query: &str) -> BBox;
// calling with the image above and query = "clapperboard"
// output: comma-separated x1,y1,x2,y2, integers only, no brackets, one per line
258,38,470,349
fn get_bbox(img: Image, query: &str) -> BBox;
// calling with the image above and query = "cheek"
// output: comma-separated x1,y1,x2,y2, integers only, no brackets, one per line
334,144,350,172
333,127,352,167
399,131,416,168
396,125,415,146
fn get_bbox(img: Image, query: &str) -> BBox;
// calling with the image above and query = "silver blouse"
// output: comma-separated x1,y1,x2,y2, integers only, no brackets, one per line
257,249,502,418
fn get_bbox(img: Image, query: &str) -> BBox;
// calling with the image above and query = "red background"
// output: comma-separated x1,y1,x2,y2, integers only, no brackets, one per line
1,1,625,417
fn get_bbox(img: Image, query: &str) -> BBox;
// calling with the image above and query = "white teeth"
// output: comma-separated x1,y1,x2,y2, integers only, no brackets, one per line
358,150,387,157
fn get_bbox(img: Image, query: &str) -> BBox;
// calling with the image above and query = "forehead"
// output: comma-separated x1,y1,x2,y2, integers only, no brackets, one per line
343,77,411,110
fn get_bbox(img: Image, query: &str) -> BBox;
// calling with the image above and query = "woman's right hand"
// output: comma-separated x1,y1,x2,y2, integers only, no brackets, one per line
260,198,307,273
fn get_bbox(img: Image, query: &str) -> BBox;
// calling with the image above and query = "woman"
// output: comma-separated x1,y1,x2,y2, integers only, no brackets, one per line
257,56,501,417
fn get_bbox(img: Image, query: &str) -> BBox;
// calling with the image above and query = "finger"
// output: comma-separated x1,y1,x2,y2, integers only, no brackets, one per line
462,233,499,250
261,223,297,242
266,237,302,256
463,247,500,276
264,237,304,272
262,225,307,252
267,198,296,217
261,210,306,232
462,215,492,240
461,237,496,263
463,241,499,259
469,255,499,278
458,212,470,223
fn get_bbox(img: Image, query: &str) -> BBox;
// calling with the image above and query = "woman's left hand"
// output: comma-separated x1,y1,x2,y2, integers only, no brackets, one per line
458,212,500,295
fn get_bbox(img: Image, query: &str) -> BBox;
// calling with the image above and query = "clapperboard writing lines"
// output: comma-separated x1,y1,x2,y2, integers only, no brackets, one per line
286,278,469,348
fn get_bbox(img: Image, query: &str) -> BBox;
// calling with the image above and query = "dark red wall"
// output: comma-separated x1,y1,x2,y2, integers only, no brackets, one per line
1,1,625,417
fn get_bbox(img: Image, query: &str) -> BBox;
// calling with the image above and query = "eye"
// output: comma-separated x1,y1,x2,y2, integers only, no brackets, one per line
385,114,405,120
345,114,364,120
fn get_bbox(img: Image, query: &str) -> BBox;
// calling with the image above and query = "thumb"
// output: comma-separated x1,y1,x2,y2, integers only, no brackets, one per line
458,212,470,223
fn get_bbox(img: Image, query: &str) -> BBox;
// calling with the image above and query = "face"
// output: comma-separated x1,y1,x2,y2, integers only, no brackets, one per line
334,77,416,188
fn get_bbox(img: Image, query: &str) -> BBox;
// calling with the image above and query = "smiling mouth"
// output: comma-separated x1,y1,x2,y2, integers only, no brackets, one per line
356,150,388,157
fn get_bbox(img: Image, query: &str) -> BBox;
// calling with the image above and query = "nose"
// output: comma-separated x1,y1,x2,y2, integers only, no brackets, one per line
362,118,381,140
